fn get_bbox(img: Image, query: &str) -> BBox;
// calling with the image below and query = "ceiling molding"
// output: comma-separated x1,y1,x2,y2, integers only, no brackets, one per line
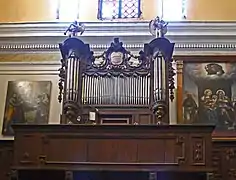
0,21,236,55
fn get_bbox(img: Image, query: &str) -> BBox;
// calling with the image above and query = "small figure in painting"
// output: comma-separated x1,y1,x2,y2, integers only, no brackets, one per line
210,95,218,110
201,89,218,124
216,89,235,129
201,89,212,103
183,93,198,123
232,97,236,113
3,93,25,135
208,94,219,125
34,93,50,124
205,63,225,76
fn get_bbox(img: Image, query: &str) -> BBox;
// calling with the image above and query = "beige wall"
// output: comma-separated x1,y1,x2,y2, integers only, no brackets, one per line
0,63,61,140
187,0,236,21
0,0,56,23
0,0,236,23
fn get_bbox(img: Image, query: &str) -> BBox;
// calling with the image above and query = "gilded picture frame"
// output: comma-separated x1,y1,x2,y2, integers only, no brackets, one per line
176,55,236,139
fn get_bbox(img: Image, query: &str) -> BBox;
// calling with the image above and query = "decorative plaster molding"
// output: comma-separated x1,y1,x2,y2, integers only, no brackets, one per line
0,53,60,62
0,61,60,75
1,21,236,37
0,21,236,55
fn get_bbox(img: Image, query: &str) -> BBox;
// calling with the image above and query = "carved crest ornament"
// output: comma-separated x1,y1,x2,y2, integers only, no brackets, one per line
89,37,150,77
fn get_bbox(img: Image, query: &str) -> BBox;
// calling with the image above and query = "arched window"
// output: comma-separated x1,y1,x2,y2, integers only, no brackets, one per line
158,0,186,21
97,0,142,20
56,0,80,21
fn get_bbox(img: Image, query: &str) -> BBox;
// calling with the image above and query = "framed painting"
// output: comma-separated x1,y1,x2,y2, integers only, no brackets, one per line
176,55,236,139
2,81,52,136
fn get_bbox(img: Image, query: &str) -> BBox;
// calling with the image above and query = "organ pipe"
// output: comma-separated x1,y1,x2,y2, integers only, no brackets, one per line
82,75,150,105
65,56,80,103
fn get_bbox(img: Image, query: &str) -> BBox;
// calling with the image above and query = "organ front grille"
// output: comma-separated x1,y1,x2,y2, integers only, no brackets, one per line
58,18,175,125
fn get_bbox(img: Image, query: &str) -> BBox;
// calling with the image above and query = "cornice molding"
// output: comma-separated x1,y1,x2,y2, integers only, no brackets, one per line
0,21,236,55
1,21,236,37
0,61,59,75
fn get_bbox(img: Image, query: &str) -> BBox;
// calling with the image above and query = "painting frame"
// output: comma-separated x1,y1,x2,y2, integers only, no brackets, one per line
1,81,52,136
175,55,236,140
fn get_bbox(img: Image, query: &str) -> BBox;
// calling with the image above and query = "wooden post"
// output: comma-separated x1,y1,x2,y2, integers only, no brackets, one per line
176,60,184,123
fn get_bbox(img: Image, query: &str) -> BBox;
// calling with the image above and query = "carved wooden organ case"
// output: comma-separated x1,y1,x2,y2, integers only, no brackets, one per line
58,26,175,125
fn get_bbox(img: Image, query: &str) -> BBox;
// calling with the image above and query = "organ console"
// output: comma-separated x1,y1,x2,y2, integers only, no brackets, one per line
58,17,175,125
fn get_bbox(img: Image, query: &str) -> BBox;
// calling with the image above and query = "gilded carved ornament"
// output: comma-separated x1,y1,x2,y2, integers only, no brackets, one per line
176,60,183,74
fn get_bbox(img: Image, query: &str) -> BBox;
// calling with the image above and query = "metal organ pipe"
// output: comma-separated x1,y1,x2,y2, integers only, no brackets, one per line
153,56,166,102
65,56,81,103
82,75,150,106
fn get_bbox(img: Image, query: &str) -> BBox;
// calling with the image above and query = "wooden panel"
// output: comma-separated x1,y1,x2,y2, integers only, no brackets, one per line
137,139,165,162
11,124,214,173
14,134,42,166
87,139,137,162
176,60,184,123
44,136,87,162
165,138,178,163
137,137,182,164
211,140,236,180
0,140,13,180
139,114,152,124
190,137,206,166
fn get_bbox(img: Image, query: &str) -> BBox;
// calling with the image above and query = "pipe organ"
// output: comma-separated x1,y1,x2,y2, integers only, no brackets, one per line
58,18,175,125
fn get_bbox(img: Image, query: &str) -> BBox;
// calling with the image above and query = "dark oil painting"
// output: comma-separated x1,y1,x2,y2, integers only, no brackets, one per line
182,62,236,132
2,81,52,136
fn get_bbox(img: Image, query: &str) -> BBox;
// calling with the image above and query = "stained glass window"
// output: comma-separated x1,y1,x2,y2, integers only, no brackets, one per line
159,0,186,21
97,0,142,20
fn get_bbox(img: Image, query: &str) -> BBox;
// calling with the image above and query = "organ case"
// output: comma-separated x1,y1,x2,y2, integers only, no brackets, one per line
58,19,175,125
